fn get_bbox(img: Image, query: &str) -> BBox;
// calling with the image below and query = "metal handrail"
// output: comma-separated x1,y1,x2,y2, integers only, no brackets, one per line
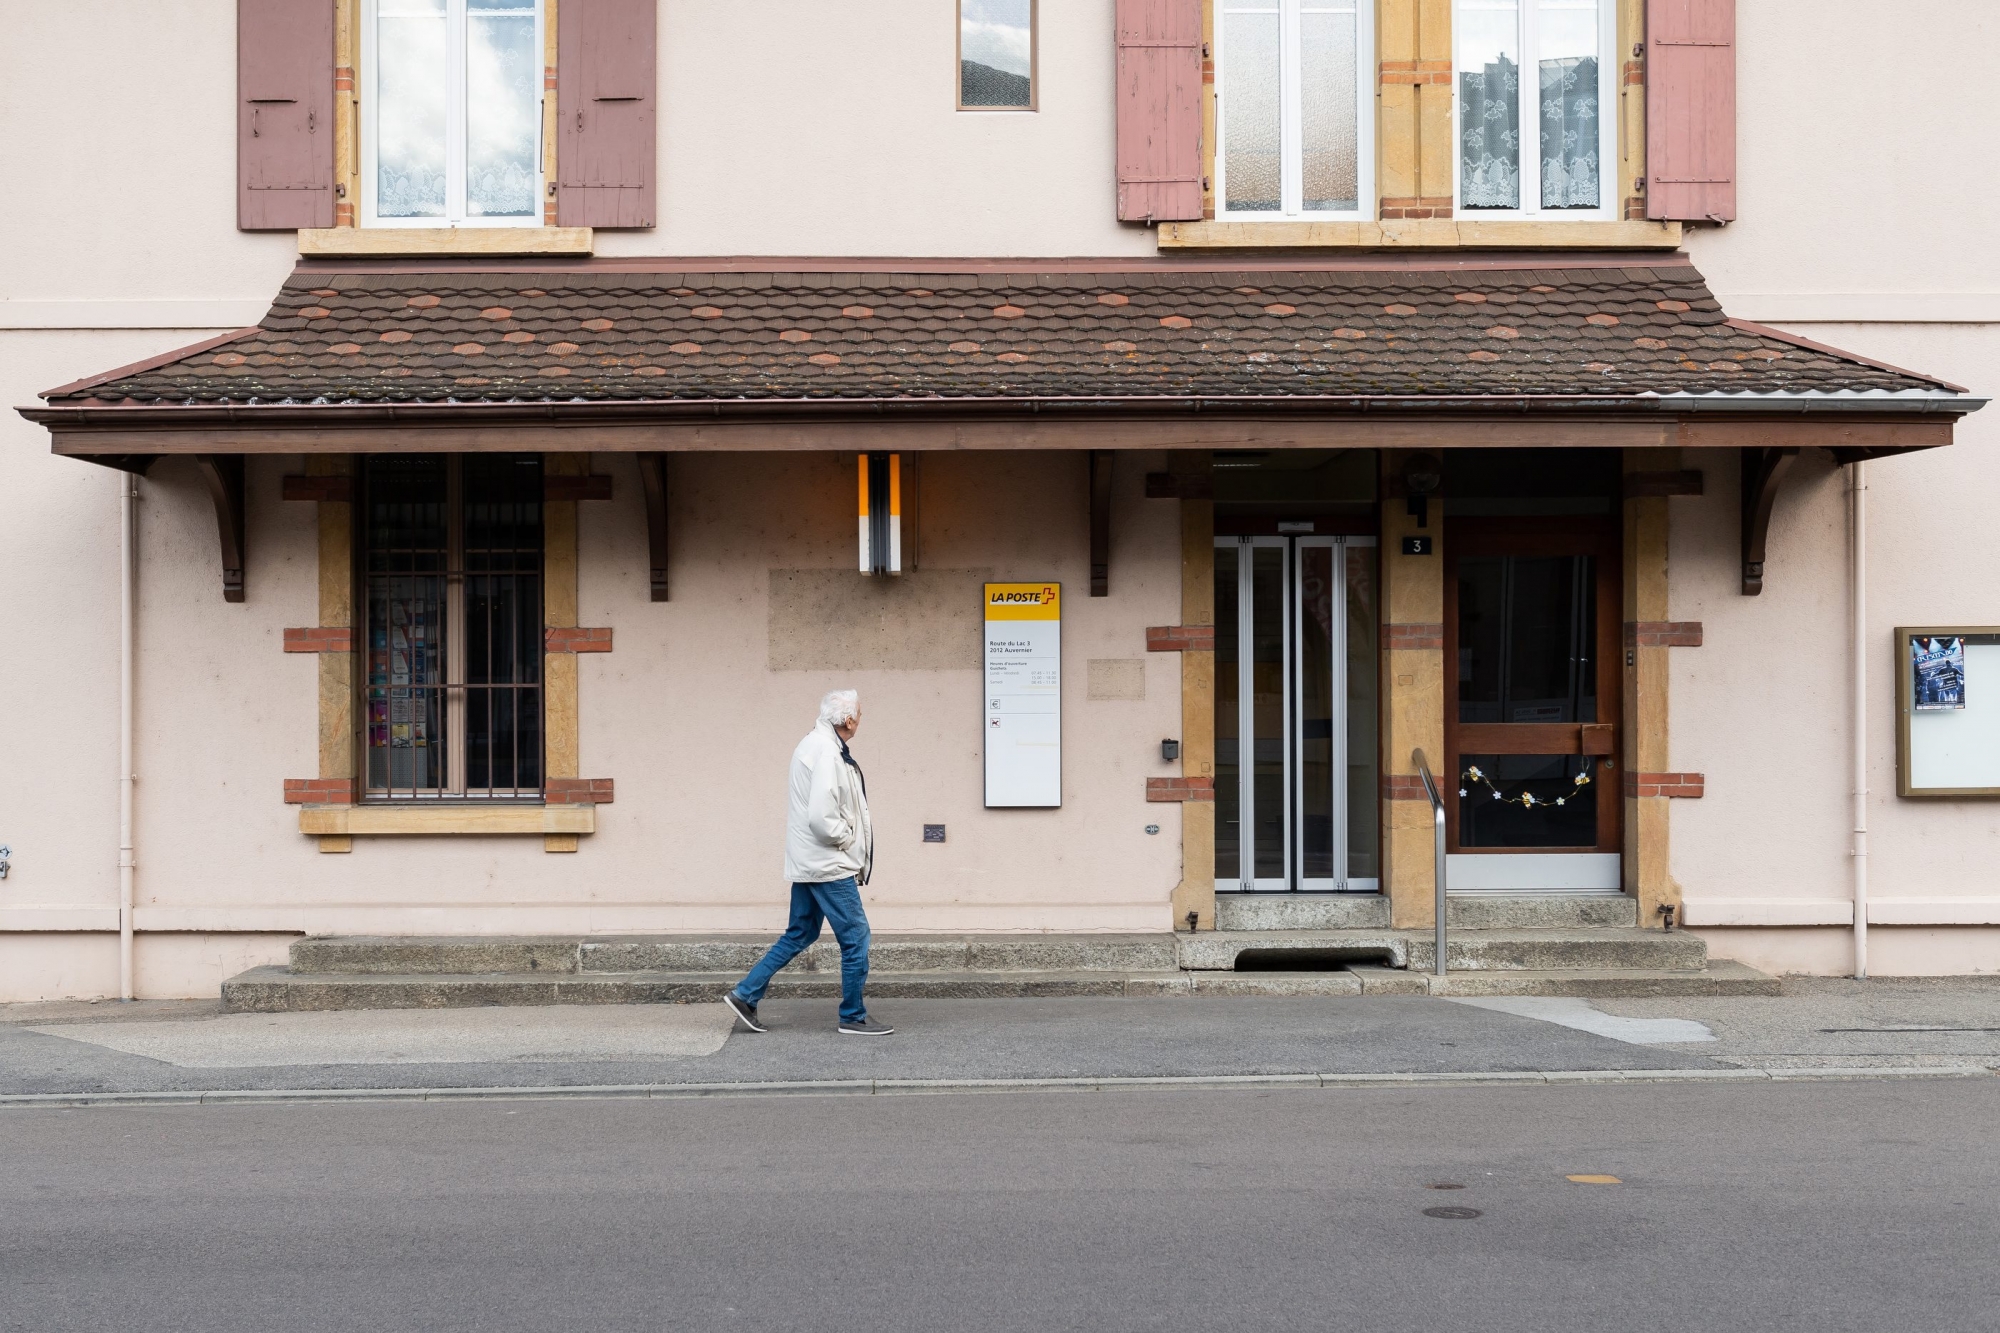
1413,749,1448,978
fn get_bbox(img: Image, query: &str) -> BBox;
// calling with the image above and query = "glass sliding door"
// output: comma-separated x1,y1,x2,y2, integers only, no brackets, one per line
1216,535,1378,892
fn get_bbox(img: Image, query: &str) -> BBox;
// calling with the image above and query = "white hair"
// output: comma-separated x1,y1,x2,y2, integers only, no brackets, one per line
818,689,860,728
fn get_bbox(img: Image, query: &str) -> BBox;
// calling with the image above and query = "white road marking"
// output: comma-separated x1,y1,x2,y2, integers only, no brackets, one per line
1446,996,1717,1045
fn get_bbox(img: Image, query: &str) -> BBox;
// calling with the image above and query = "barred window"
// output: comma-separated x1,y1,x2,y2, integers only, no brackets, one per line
363,454,544,800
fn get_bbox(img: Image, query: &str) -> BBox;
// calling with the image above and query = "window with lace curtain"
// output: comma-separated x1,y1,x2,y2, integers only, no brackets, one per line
1456,0,1615,217
362,0,543,227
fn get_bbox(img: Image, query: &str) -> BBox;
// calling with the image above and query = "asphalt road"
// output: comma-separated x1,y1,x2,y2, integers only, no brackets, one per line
6,1079,1997,1332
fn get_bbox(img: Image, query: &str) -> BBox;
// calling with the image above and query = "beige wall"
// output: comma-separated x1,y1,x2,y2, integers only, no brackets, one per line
5,0,2000,992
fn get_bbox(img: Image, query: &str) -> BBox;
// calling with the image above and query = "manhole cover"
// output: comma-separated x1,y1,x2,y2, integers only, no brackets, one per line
1423,1206,1483,1220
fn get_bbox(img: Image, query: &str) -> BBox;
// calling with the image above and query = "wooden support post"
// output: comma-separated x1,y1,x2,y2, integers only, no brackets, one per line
310,455,356,852
544,453,585,851
193,454,247,603
1624,447,1678,922
1089,450,1114,597
1171,452,1217,932
1740,446,1799,595
636,451,670,602
1381,450,1446,929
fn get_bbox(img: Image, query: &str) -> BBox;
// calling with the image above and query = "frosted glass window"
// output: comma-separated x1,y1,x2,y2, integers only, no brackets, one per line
1222,2,1282,211
1299,4,1359,211
1457,0,1611,214
959,0,1035,109
367,0,544,226
1219,0,1369,218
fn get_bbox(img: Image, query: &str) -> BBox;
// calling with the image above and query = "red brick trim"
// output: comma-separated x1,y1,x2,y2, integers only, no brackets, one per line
281,474,353,503
545,627,613,653
1624,772,1705,799
1379,61,1451,86
546,777,615,805
284,778,354,805
544,474,614,502
283,627,354,653
1625,621,1704,649
1386,623,1445,651
1146,625,1215,652
1383,774,1432,801
1146,776,1215,803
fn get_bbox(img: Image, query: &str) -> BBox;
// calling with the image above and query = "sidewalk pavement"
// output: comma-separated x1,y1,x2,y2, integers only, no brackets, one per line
3,976,1997,1102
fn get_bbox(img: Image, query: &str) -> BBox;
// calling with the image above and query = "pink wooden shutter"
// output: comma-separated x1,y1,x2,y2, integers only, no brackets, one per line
237,0,335,230
1115,0,1203,223
1646,0,1736,222
557,0,658,228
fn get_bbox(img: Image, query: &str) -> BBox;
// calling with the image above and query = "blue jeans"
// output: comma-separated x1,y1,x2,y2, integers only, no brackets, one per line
733,877,871,1024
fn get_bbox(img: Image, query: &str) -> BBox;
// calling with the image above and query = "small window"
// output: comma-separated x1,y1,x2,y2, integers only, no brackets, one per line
1215,0,1374,219
363,0,543,226
1456,0,1615,216
959,0,1035,110
363,455,544,800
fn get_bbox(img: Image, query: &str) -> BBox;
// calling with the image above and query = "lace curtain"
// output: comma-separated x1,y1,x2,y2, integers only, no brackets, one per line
1539,55,1600,208
1459,56,1521,209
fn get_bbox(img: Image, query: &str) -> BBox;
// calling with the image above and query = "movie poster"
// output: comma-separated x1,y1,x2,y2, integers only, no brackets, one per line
1912,635,1967,711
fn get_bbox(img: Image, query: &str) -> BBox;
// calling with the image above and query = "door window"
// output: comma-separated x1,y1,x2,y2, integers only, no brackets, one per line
1215,536,1378,891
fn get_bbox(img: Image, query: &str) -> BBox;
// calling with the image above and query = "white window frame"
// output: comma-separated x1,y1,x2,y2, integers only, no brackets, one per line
1452,0,1618,221
361,0,545,229
1213,0,1376,222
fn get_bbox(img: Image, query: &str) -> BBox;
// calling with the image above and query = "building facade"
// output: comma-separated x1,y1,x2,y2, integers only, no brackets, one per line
2,0,1995,1000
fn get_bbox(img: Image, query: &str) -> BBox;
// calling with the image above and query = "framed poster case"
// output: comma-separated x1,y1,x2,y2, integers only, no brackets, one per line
1896,626,2000,798
983,582,1062,807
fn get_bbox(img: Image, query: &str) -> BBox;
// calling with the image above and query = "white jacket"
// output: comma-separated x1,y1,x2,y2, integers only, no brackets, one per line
783,721,873,885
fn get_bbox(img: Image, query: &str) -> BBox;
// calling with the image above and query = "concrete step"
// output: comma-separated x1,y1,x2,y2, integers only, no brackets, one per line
221,956,1774,1012
1215,895,1392,931
1346,960,1782,998
224,967,1374,1012
287,933,1181,977
1445,894,1640,929
1178,927,1707,974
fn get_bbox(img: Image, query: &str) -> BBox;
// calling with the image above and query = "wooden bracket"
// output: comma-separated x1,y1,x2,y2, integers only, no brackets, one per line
1740,446,1798,596
636,452,669,602
1089,450,1113,597
79,455,158,477
193,454,247,603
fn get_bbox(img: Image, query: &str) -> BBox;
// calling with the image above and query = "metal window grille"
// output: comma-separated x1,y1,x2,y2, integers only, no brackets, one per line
363,454,544,801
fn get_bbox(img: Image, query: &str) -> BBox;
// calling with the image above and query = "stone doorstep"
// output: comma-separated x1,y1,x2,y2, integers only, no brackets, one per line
1215,894,1642,932
1180,928,1709,974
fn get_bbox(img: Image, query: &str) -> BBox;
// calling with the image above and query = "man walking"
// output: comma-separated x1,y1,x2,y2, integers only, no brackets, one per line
723,689,894,1036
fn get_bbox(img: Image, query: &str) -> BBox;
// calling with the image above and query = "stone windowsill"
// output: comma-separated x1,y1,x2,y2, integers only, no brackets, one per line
298,804,596,836
298,227,594,258
1157,219,1684,251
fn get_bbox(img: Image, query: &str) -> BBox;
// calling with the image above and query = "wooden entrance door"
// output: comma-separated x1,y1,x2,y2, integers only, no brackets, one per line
1444,517,1622,876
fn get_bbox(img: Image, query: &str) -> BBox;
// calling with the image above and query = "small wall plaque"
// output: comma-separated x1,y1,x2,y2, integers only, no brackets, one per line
1402,536,1434,556
923,824,947,843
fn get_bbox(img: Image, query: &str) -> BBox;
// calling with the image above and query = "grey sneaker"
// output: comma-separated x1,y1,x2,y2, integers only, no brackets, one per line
838,1015,895,1036
722,992,768,1033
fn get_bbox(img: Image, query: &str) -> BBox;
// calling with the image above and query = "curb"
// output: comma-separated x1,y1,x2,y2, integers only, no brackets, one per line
2,1065,1992,1108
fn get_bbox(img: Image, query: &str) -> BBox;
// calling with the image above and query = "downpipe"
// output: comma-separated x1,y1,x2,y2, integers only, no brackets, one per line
119,472,137,1000
1850,461,1868,980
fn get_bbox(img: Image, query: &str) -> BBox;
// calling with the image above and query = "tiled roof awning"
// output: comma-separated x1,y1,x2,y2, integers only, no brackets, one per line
21,255,1982,456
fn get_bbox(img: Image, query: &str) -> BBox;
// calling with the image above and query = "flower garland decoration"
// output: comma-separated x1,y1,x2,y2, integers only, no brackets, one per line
1460,763,1591,809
